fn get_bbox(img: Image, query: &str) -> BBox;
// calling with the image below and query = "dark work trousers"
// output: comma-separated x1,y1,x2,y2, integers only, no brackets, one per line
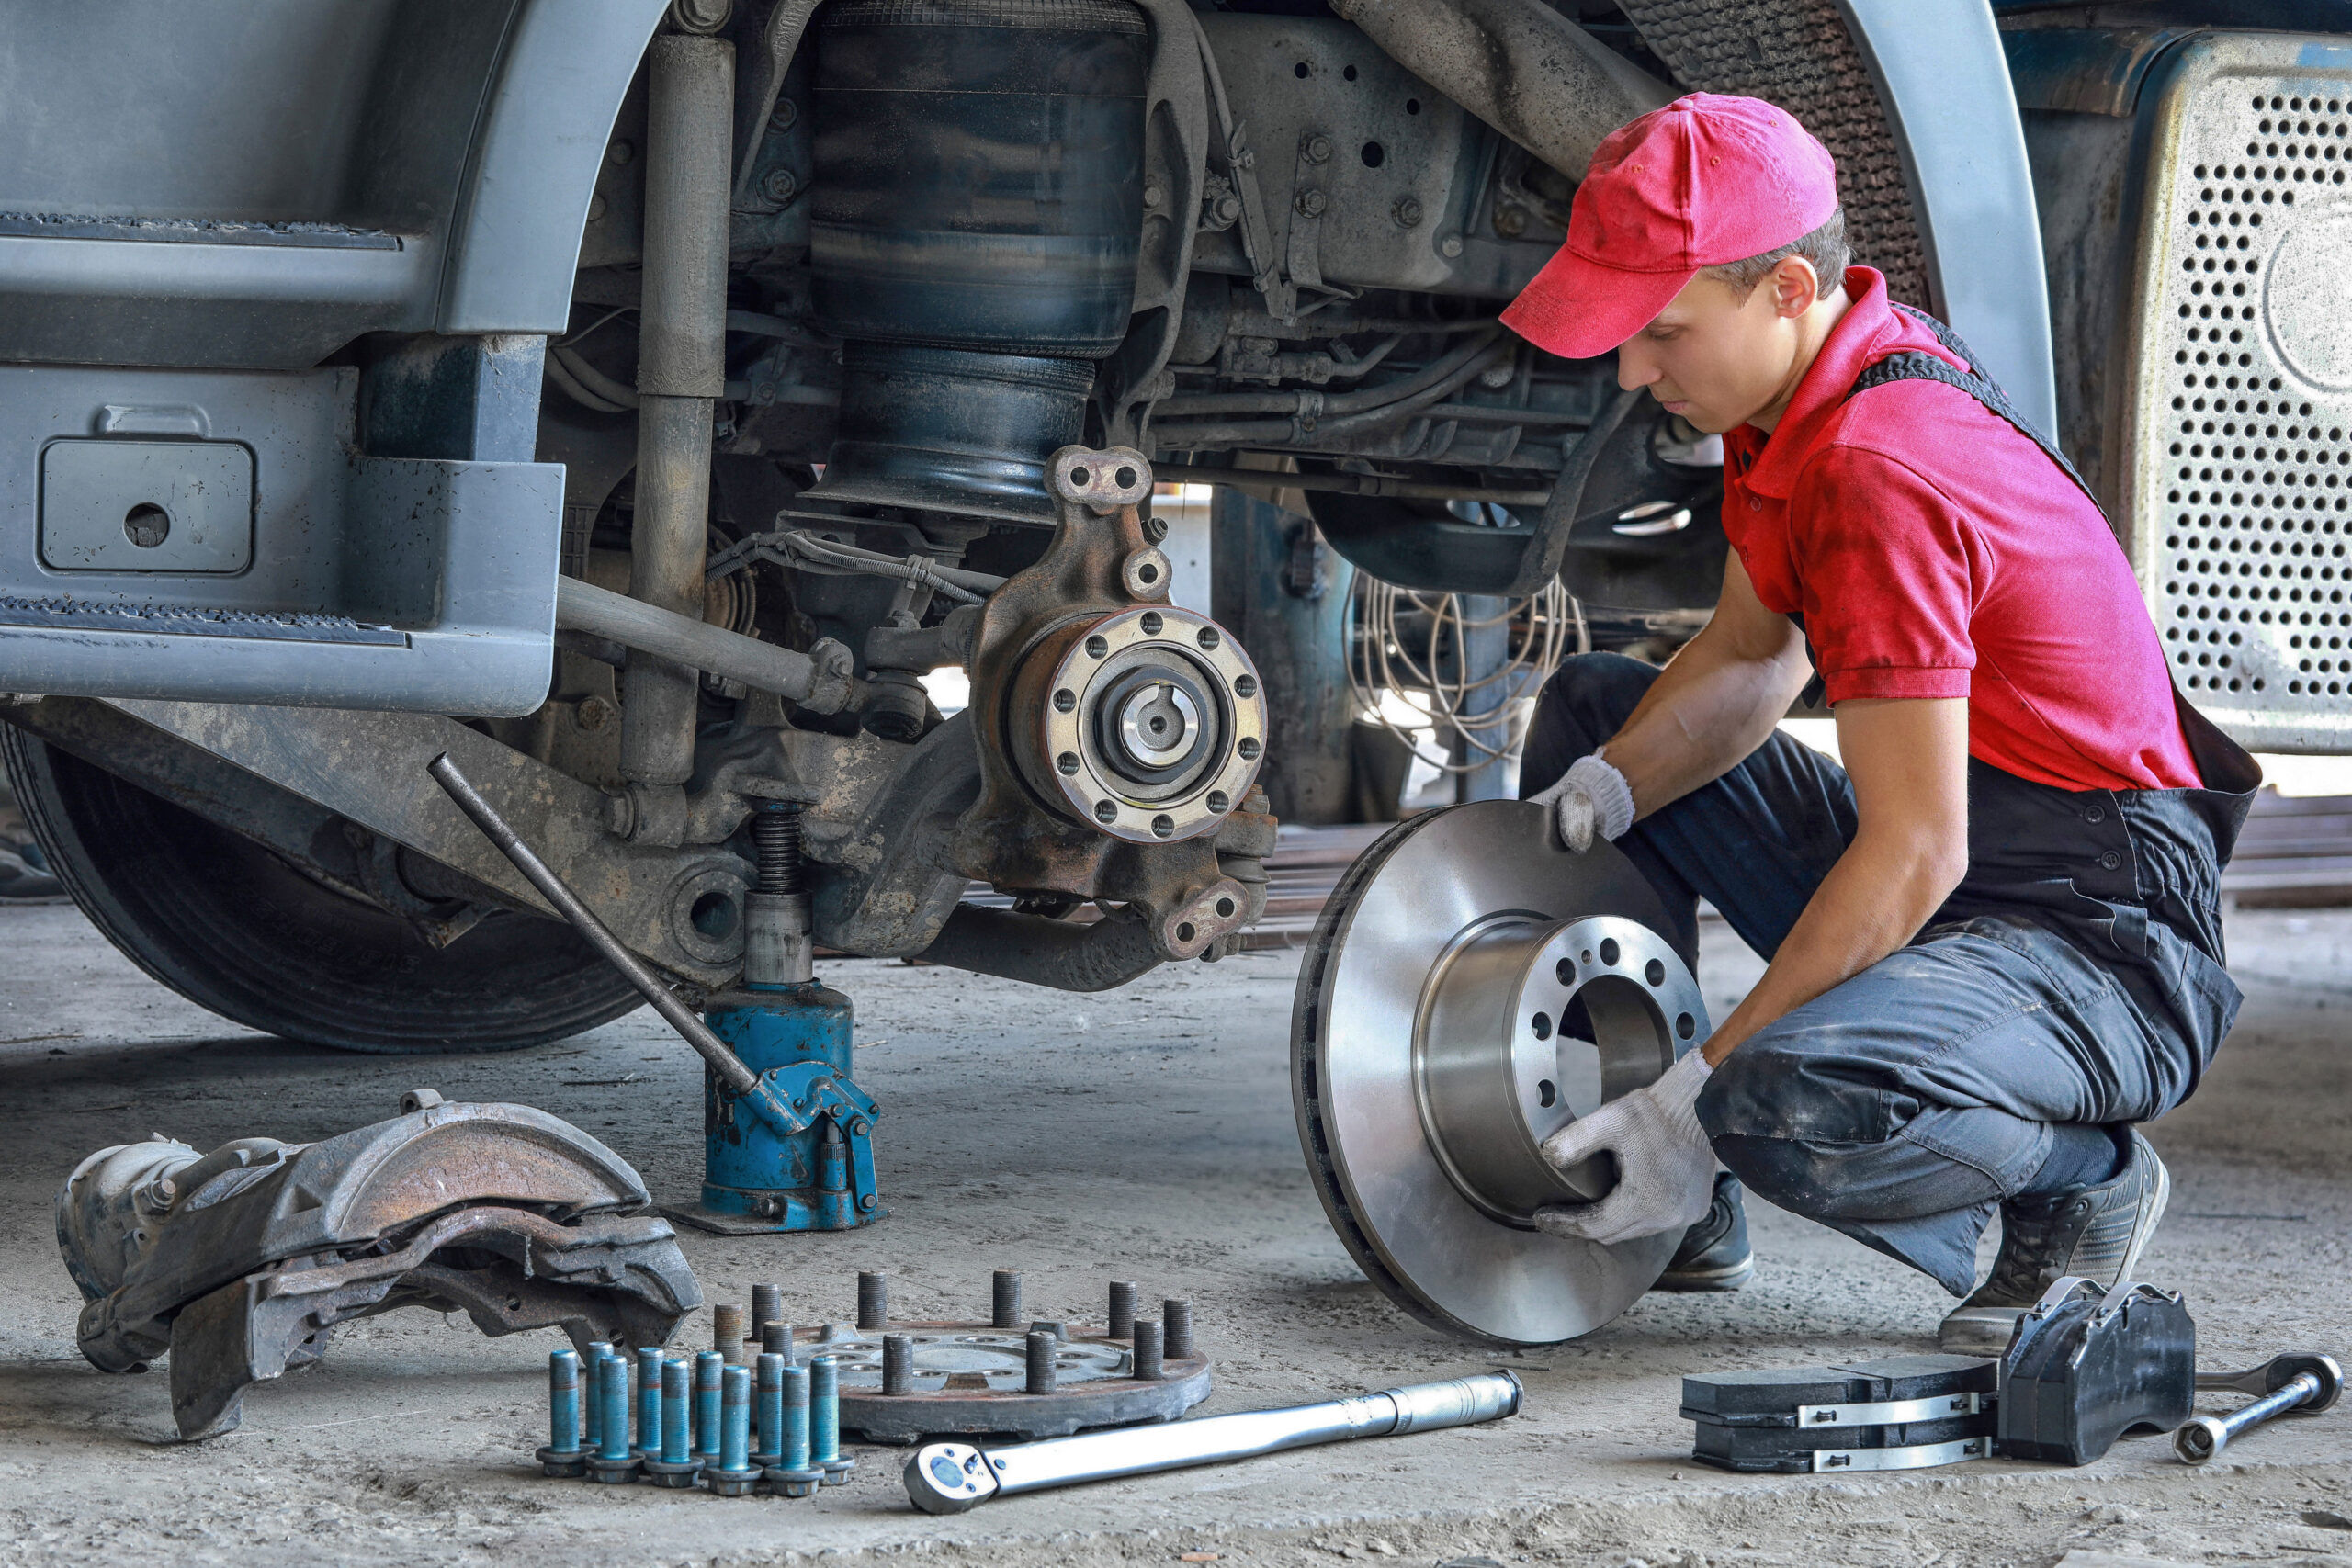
1520,652,2256,1294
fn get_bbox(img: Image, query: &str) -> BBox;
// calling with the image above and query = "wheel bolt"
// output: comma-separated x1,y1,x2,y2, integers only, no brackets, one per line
584,1350,641,1483
1109,1280,1136,1339
1133,1318,1165,1382
707,1365,763,1496
694,1349,725,1462
763,1362,822,1497
992,1269,1023,1329
642,1357,701,1488
1164,1299,1194,1360
634,1345,664,1458
812,1355,855,1486
883,1333,913,1395
537,1349,585,1477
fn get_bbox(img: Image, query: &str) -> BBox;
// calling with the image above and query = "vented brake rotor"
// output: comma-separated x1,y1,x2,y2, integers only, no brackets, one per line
1292,801,1712,1346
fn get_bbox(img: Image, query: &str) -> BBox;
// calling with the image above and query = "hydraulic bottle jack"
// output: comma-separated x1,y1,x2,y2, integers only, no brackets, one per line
673,802,884,1234
426,757,882,1236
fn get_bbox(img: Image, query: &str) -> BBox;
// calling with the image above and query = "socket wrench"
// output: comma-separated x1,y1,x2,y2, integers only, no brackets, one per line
2176,1352,2341,1465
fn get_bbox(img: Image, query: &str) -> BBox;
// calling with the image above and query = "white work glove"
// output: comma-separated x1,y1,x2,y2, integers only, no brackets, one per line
1533,1049,1716,1245
1526,753,1635,853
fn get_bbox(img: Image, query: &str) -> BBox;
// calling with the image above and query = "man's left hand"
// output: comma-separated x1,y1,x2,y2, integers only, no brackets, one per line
1534,1050,1716,1245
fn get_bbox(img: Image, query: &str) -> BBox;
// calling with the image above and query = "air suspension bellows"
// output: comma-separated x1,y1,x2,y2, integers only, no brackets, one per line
802,0,1148,525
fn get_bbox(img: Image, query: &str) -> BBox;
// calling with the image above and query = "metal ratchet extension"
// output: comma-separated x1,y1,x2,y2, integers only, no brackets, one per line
903,1371,1522,1513
2176,1352,2342,1465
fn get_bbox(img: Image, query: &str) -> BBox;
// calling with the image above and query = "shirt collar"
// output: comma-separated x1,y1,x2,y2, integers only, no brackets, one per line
1737,266,1921,500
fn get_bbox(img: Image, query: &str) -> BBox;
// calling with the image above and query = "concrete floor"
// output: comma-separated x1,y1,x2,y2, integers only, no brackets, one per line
1,898,2348,1568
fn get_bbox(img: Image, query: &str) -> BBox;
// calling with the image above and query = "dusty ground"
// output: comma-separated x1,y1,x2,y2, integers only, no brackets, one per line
0,898,2346,1568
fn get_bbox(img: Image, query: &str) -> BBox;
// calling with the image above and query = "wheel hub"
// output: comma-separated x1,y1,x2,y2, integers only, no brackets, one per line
1293,799,1711,1346
1010,604,1266,843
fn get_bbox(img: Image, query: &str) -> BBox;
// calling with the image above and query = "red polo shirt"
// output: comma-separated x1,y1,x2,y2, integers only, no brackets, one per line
1722,268,2199,792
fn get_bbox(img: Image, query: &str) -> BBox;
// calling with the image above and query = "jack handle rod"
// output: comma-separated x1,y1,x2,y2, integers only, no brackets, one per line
904,1371,1522,1513
427,751,761,1100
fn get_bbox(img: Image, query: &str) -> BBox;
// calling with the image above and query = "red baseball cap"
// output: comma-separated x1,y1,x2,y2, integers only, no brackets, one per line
1500,93,1840,361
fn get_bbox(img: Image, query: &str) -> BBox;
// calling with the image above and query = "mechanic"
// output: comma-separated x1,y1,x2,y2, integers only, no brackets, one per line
1501,93,2259,1351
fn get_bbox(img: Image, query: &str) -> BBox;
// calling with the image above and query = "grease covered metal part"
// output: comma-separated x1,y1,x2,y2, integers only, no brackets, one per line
904,1371,1521,1513
1292,800,1708,1346
56,1098,701,1440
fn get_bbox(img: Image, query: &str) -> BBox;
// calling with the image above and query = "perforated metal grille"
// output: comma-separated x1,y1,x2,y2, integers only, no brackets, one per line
2133,42,2352,749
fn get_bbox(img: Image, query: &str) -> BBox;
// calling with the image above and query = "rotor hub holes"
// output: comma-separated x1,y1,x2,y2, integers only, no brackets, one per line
1414,914,1703,1226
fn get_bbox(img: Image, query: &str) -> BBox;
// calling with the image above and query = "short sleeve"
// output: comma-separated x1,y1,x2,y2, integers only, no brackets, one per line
1789,443,1989,703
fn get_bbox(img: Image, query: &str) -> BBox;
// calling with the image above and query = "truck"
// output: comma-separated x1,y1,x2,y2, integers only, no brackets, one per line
0,0,2336,1055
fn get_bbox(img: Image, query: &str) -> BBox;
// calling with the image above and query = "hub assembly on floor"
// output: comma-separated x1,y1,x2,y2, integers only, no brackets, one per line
1292,799,1710,1346
814,1270,1211,1442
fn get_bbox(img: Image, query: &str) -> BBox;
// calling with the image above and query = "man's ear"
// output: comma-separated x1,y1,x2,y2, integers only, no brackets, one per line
1769,256,1821,321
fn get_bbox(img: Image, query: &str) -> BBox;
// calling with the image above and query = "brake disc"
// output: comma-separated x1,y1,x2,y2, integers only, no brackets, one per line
1291,800,1712,1346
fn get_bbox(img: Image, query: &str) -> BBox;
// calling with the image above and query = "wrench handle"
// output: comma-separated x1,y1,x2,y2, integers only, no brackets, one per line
2175,1371,2323,1464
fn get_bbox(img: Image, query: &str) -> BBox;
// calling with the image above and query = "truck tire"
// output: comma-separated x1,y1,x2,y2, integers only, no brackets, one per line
1,730,644,1054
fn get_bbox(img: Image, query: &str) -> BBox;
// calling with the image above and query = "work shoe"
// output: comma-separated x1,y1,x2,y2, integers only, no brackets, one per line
0,843,61,901
1652,1171,1753,1292
1938,1130,2170,1356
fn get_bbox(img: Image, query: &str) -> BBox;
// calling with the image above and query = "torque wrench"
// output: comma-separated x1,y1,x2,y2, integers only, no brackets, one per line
903,1371,1521,1513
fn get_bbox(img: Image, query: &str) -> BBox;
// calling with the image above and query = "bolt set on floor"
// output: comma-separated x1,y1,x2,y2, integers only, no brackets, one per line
530,1272,1211,1491
538,1333,859,1498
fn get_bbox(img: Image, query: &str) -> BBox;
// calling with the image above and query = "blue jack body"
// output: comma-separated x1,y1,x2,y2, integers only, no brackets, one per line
661,803,886,1235
680,982,883,1232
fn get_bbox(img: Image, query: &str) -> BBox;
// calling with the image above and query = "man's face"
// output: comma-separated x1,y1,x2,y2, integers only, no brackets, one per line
1612,262,1820,434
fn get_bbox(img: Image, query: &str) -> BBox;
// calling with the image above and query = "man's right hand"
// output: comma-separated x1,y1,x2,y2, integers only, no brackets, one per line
1527,753,1636,852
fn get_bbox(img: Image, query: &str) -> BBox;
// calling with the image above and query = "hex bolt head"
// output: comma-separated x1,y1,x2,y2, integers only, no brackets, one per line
1163,1299,1194,1361
858,1271,889,1331
1108,1280,1136,1340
